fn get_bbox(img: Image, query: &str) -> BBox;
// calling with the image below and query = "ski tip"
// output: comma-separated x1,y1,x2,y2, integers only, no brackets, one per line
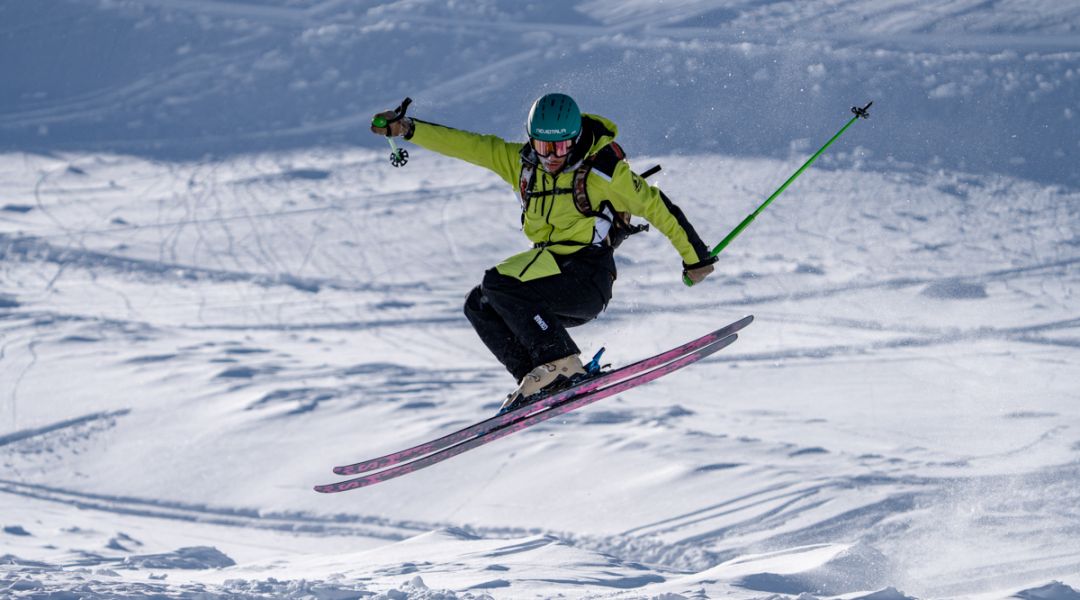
699,332,738,357
726,314,753,331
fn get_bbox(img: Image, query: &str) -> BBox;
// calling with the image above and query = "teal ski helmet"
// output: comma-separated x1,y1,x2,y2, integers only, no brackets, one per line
527,93,581,142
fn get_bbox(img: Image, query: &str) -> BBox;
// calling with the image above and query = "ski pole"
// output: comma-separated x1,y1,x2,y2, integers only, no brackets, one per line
685,101,873,287
372,97,413,167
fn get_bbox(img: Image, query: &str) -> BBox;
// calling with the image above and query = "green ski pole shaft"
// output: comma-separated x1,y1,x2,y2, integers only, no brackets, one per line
684,101,873,287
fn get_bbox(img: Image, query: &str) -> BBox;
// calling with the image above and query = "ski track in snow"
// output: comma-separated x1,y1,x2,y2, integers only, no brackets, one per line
0,478,424,543
3,1,1080,599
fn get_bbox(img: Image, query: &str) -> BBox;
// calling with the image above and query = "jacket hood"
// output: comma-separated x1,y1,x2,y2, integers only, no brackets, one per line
581,113,618,157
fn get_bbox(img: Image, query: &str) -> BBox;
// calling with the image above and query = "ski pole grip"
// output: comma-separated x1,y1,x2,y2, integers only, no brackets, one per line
371,97,413,134
852,101,873,119
683,212,760,286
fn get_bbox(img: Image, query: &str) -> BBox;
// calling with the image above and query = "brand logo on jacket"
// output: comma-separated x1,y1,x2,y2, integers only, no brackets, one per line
533,315,549,331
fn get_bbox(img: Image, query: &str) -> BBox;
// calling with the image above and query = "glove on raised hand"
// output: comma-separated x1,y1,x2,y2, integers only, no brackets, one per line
370,111,414,138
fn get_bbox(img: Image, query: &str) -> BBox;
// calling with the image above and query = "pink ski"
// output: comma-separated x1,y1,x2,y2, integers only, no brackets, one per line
314,331,740,493
331,315,753,476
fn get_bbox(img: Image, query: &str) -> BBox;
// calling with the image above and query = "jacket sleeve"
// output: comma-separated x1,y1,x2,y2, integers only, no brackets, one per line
606,161,713,266
406,119,521,186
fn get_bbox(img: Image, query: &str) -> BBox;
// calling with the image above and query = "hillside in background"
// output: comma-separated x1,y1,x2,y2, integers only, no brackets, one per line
3,0,1079,186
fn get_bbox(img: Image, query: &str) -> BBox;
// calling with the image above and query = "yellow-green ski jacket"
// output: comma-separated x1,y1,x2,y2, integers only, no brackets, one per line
407,113,713,281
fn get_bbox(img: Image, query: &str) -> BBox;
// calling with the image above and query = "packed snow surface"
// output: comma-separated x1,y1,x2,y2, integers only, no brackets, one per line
2,1,1079,598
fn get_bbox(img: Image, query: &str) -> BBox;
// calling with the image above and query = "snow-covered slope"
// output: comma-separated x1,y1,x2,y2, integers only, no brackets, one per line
3,1,1080,599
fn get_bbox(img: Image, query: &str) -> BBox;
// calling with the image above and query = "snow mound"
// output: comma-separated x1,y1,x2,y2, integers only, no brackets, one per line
223,528,667,596
0,572,377,599
1015,581,1080,600
673,543,890,596
372,575,493,600
847,586,917,600
123,546,236,570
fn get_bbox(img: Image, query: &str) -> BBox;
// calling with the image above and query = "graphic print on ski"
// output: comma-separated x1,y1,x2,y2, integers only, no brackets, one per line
314,331,742,493
331,315,754,476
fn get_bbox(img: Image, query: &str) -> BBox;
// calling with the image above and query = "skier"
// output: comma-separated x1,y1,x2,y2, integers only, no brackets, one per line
371,93,717,411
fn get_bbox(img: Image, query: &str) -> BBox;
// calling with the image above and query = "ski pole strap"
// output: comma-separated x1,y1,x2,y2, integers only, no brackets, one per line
684,101,873,287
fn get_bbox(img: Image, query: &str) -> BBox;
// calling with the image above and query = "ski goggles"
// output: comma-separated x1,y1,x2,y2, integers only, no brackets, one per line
530,137,575,158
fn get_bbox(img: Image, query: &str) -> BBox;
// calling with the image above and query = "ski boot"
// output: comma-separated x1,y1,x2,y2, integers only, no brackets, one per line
498,349,608,415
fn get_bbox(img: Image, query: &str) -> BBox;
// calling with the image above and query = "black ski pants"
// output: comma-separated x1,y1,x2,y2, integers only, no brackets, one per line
464,245,616,381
